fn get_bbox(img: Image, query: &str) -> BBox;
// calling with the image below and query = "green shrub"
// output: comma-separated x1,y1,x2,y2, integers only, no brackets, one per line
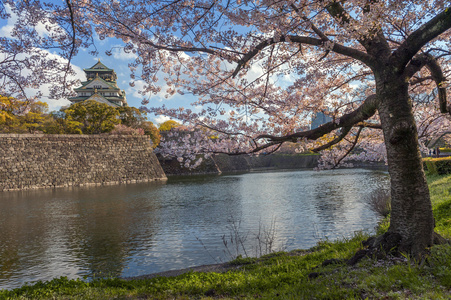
423,158,451,175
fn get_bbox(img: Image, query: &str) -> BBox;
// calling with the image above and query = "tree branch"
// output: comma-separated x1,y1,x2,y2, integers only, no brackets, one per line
206,94,379,156
312,126,352,152
232,35,374,78
256,94,378,142
325,0,390,57
355,121,382,129
332,126,363,169
426,58,448,114
405,53,448,113
63,0,77,96
392,6,451,71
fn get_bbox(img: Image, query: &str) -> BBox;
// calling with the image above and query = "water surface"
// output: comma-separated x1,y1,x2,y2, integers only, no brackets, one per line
0,168,388,289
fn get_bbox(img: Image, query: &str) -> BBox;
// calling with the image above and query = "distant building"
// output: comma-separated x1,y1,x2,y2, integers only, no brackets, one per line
311,112,332,129
68,60,127,107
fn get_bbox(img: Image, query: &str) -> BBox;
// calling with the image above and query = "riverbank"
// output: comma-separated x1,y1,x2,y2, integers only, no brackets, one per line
1,174,451,299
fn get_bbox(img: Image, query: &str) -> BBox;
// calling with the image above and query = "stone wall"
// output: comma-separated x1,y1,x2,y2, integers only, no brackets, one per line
157,153,320,176
156,154,221,176
0,134,167,191
215,153,320,173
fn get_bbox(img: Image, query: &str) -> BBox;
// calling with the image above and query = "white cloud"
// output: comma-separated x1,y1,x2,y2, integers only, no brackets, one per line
0,4,62,39
111,45,138,60
0,5,16,38
154,115,170,124
43,98,72,111
25,52,85,111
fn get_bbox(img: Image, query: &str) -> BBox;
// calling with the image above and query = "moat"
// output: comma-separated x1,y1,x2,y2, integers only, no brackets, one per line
0,168,388,290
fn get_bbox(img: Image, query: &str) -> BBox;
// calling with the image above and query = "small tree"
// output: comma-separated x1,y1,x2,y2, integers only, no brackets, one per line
159,120,181,132
140,121,161,148
63,100,119,134
116,106,148,128
0,96,52,133
0,95,23,132
42,110,83,134
21,101,50,133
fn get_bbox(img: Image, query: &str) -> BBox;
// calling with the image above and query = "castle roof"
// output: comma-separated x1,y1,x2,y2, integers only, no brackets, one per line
83,60,113,72
74,76,119,91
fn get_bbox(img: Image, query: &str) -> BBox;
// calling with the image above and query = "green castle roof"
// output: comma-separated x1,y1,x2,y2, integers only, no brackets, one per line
83,60,113,72
75,75,119,90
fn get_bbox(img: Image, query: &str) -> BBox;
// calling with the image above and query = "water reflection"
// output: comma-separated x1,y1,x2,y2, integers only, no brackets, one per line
0,169,388,289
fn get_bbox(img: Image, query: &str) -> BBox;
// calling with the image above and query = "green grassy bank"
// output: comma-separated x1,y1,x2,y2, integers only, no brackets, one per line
3,174,451,299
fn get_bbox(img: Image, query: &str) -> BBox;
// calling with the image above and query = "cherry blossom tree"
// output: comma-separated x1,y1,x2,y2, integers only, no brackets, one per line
4,0,451,259
0,0,94,103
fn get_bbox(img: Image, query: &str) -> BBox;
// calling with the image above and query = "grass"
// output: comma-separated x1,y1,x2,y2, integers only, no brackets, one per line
3,174,451,299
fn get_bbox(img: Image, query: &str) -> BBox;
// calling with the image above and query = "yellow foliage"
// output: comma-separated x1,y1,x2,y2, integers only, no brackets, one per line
140,121,161,148
158,120,180,131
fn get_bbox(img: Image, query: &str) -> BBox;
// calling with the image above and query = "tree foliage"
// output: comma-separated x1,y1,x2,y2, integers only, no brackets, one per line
62,100,119,134
0,95,52,133
43,110,83,134
116,106,148,128
0,96,161,144
115,106,161,147
158,120,181,132
140,121,161,148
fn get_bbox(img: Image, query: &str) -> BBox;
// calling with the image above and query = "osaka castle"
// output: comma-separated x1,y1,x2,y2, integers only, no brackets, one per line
68,60,128,107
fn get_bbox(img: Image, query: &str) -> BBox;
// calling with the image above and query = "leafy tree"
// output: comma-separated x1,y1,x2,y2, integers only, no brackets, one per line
42,110,83,134
0,96,52,133
158,120,181,132
21,101,51,133
0,95,22,132
141,121,161,148
63,100,119,134
4,0,451,259
115,106,160,146
116,106,148,128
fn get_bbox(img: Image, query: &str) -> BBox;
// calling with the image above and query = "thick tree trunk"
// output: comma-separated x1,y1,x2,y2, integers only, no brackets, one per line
376,76,434,258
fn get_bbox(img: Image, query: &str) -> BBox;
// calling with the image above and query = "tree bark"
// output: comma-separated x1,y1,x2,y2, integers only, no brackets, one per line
376,72,434,258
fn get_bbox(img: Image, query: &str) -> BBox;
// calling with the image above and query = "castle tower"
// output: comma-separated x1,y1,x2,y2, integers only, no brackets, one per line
68,60,128,107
